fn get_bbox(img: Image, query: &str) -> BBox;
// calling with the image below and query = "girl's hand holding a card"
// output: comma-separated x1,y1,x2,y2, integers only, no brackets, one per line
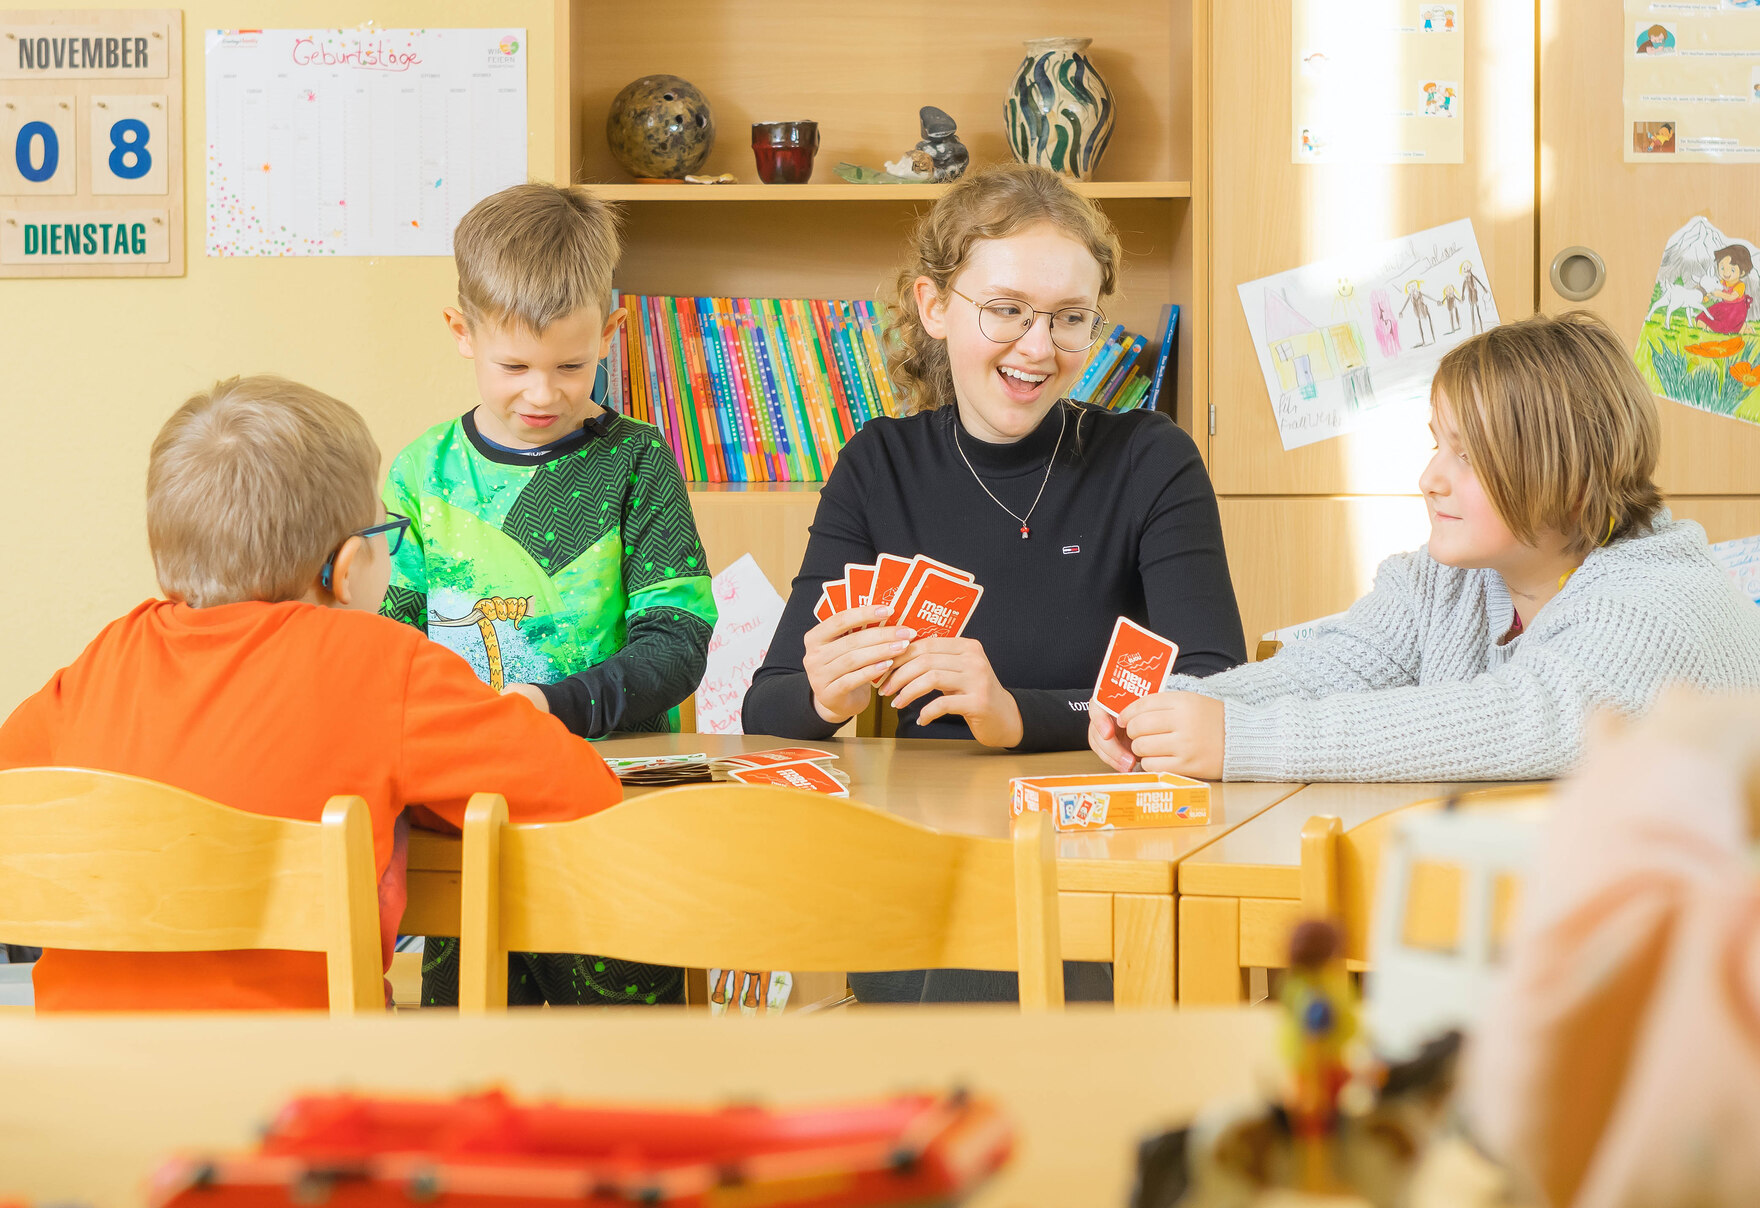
1086,616,1224,780
1107,692,1226,781
880,636,1024,750
804,605,914,725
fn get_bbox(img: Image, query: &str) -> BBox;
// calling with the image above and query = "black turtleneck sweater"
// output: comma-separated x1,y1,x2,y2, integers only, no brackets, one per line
741,401,1246,751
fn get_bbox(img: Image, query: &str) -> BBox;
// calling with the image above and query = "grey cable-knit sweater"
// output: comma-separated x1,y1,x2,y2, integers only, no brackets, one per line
1166,511,1760,782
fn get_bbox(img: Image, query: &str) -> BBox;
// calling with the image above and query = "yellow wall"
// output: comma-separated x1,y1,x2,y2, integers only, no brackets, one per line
0,1,568,713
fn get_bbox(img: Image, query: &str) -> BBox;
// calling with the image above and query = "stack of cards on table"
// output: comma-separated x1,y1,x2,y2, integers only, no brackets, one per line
715,747,850,797
814,554,983,641
1092,617,1179,717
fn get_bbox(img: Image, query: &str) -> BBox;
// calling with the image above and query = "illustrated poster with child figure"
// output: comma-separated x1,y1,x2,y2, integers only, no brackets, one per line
1634,215,1760,425
1237,218,1499,450
1623,0,1760,163
204,28,527,256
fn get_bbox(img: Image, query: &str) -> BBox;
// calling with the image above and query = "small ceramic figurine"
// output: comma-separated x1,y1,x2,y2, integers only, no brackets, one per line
882,106,969,183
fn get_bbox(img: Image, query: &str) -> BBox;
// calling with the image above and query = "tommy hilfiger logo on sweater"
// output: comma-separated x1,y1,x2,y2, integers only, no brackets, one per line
1062,545,1081,555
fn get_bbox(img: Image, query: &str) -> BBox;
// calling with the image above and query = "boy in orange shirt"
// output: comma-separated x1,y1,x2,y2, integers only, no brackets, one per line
0,375,622,1011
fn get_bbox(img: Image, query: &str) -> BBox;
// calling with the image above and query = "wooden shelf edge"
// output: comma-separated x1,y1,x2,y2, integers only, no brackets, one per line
585,181,1193,203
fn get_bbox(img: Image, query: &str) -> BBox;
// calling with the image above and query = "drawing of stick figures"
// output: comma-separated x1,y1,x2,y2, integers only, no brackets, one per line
429,596,533,691
1460,261,1488,333
1399,280,1437,347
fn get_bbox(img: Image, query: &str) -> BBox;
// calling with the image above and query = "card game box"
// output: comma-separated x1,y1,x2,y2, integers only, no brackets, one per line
1010,772,1211,832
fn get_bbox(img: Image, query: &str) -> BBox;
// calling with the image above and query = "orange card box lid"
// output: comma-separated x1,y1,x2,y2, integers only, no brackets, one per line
1010,772,1211,832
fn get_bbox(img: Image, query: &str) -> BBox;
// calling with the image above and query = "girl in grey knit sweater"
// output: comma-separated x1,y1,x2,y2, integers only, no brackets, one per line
1092,312,1760,782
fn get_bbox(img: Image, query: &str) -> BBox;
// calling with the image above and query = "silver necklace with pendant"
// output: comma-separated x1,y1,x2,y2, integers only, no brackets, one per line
952,402,1067,540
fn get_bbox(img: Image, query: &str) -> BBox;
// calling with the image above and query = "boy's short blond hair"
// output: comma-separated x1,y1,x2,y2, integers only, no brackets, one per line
148,376,380,607
453,182,623,332
1432,310,1662,557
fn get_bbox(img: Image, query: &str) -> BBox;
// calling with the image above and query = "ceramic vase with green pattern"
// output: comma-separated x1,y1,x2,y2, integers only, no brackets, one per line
1006,37,1115,181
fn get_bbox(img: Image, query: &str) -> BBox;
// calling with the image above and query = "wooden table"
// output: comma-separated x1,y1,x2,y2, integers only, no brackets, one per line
1174,782,1512,1005
403,734,1304,1007
0,1007,1278,1208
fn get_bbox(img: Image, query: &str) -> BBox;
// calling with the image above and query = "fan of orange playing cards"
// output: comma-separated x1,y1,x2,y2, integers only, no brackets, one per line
815,554,984,641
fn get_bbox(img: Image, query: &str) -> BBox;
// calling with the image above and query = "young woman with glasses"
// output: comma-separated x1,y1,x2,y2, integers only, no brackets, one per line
744,162,1244,755
742,163,1245,1004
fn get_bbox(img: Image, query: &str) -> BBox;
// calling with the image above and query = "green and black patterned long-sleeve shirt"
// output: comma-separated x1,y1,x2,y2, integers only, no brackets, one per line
382,408,716,737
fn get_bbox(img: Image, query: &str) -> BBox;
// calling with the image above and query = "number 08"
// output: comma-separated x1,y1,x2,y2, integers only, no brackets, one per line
18,119,154,181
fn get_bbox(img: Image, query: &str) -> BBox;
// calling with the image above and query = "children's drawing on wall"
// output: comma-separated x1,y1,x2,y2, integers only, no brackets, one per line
1632,120,1677,153
1419,6,1456,31
1710,534,1760,606
1634,216,1760,426
1635,22,1677,54
1419,81,1459,116
1751,65,1760,99
1238,218,1499,450
708,969,792,1016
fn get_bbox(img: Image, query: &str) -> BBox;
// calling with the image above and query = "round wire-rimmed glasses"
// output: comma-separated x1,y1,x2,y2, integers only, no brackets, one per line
949,288,1106,353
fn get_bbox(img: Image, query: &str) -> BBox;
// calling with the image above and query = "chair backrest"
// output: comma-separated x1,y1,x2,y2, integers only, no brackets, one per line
458,784,1063,1011
0,767,383,1013
1299,784,1549,963
1366,804,1542,1058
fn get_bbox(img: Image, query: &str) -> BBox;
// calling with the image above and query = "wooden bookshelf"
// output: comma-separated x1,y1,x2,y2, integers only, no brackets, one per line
566,0,1205,587
587,182,1193,202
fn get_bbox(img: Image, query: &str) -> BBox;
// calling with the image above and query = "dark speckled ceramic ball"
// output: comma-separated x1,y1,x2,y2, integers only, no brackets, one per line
605,75,715,179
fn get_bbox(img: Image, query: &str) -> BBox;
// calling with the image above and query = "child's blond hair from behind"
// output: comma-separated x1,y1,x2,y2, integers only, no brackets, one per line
1431,310,1662,556
452,182,623,333
148,375,379,608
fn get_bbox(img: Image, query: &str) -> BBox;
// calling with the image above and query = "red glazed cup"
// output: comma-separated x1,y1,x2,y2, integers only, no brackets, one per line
751,120,820,184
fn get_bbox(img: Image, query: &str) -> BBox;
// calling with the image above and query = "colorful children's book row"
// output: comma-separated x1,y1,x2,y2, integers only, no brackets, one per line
607,294,898,484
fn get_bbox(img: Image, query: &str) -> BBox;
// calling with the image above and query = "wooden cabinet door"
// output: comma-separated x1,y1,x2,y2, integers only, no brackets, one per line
1208,0,1536,495
1539,0,1760,495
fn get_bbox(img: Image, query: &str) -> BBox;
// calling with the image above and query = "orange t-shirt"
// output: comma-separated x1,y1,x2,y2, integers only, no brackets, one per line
0,599,623,1011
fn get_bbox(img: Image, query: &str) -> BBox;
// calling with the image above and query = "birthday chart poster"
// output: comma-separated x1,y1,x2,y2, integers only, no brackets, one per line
205,28,526,256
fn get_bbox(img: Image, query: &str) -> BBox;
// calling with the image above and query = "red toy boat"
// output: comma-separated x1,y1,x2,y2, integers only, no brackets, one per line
149,1088,1011,1207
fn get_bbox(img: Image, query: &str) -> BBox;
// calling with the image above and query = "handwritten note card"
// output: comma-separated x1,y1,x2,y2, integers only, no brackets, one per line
204,28,526,256
1710,533,1760,606
695,555,787,735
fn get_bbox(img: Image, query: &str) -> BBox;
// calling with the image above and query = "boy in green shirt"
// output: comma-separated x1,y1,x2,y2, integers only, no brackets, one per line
384,182,717,1007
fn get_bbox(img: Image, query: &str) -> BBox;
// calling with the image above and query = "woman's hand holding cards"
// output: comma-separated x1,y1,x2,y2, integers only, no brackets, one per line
804,605,913,725
880,636,1024,749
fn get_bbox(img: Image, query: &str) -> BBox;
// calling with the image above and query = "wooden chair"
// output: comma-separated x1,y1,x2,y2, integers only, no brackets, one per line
0,767,383,1013
458,784,1064,1012
1298,784,1550,966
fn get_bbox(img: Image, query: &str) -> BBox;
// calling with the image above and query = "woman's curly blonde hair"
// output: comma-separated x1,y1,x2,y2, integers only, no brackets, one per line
884,163,1123,414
